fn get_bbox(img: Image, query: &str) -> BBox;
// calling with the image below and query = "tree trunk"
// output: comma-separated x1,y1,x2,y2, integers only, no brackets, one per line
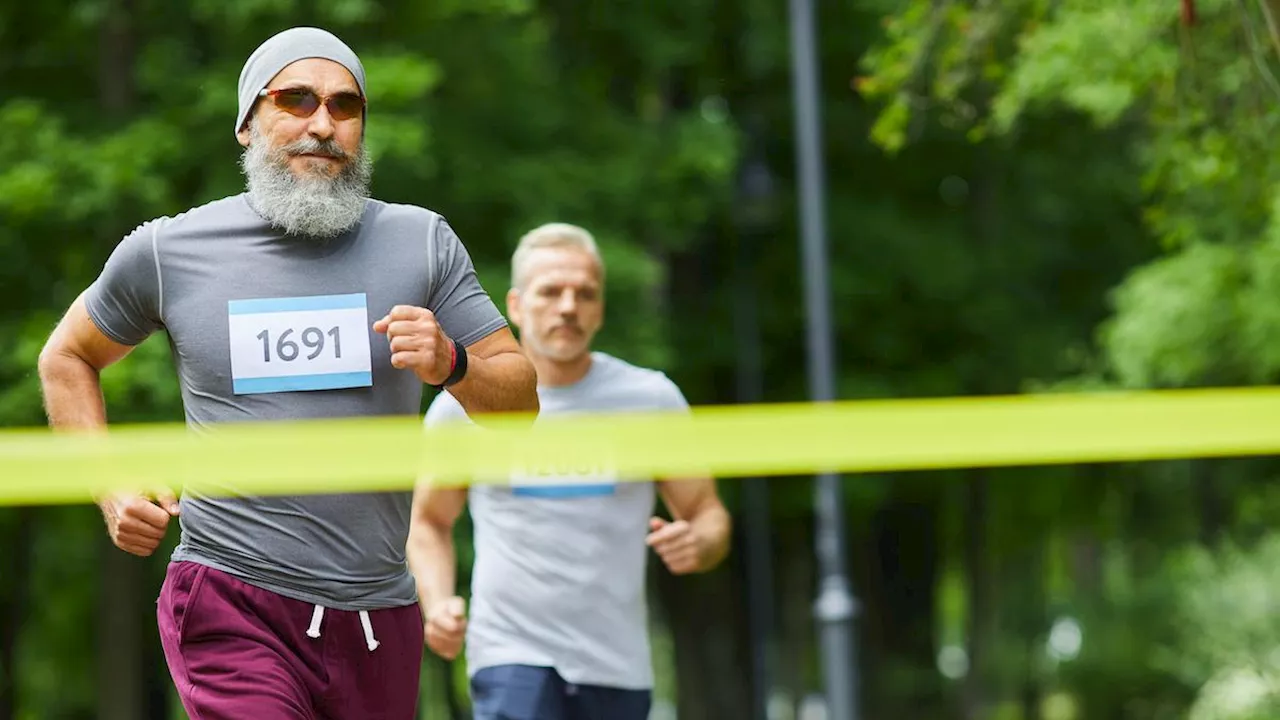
1019,543,1046,720
871,480,943,716
95,4,149,715
0,508,34,720
652,553,753,719
1192,459,1224,545
96,0,138,241
145,629,170,720
962,472,991,720
775,515,817,716
1070,470,1104,597
97,0,135,115
96,537,145,720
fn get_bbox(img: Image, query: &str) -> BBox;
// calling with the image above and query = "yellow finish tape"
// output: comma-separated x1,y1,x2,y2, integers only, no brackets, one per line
2,386,1279,506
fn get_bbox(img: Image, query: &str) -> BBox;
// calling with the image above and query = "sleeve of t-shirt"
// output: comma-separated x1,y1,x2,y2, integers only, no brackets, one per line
82,219,165,346
654,374,710,478
654,374,693,414
426,217,509,348
424,389,475,428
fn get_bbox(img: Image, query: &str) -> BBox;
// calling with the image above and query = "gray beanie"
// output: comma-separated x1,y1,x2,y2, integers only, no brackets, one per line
235,27,367,137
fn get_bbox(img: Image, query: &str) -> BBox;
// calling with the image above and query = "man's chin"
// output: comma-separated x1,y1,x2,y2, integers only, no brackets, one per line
544,343,591,363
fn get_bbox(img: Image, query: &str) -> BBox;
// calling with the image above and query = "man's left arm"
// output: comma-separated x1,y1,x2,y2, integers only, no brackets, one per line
645,376,731,574
375,216,538,419
649,474,733,575
441,327,537,416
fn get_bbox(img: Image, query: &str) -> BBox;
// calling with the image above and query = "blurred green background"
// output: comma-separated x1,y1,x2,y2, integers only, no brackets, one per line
4,0,1280,718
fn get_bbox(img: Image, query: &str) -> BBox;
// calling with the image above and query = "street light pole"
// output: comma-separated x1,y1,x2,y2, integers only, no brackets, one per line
786,0,860,718
736,149,777,720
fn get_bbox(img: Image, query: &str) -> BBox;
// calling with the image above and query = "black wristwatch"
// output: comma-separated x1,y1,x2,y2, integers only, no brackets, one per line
431,338,468,389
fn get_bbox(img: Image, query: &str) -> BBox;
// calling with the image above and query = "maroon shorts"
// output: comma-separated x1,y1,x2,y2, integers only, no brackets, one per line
157,560,424,720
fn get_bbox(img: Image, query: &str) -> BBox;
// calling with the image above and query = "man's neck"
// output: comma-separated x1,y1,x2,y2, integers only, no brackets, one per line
532,351,594,388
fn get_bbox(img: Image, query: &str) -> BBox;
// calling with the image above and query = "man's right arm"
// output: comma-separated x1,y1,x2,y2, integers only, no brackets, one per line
38,293,135,431
407,481,469,659
44,218,165,428
41,218,178,554
38,292,180,555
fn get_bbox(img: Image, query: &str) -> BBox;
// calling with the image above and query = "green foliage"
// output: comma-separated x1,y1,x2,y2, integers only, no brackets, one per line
990,0,1181,133
8,0,1278,718
1162,534,1280,719
861,0,1280,389
0,1,741,716
1103,242,1247,387
858,1,1280,717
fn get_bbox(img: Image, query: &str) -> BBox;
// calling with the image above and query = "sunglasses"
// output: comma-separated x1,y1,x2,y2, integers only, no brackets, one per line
258,87,366,121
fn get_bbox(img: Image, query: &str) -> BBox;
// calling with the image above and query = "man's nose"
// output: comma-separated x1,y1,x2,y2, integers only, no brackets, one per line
306,103,335,140
556,289,578,313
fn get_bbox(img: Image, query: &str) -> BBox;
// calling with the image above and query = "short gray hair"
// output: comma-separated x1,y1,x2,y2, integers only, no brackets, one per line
511,222,605,289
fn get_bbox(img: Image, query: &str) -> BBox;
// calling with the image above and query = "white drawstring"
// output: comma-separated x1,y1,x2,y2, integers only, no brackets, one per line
303,604,378,652
306,605,324,638
359,610,380,652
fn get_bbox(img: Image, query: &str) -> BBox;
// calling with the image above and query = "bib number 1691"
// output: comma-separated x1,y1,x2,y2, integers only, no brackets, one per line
228,293,372,395
256,326,342,363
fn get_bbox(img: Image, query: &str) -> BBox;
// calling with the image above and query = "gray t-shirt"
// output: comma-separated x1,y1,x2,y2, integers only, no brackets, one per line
424,351,691,689
84,193,507,611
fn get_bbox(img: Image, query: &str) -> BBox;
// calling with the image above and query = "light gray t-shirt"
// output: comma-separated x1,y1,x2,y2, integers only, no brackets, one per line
84,193,507,611
424,351,691,689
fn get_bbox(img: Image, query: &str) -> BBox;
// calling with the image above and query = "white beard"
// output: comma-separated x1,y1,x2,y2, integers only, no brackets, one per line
240,124,373,238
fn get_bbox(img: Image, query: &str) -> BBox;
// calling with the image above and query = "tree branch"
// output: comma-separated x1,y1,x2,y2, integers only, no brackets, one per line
1238,0,1280,100
1256,0,1280,60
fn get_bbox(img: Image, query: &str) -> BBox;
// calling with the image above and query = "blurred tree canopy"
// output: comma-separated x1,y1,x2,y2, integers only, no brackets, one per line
2,0,1280,718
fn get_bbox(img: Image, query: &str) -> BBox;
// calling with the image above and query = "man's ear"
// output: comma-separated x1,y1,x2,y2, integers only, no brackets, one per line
506,287,522,327
236,118,253,148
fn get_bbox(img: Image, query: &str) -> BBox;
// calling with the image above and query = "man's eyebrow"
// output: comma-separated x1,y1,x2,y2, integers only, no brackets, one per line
270,83,361,95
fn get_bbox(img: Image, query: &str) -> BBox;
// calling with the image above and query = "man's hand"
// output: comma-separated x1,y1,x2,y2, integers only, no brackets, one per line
646,517,702,575
373,306,455,385
98,489,180,557
425,596,468,660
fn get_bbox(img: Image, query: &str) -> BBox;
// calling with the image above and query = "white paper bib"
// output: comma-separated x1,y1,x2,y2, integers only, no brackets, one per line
227,293,373,395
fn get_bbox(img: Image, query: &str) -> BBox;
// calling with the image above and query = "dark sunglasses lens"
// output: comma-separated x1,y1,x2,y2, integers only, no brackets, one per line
275,90,319,117
328,94,364,120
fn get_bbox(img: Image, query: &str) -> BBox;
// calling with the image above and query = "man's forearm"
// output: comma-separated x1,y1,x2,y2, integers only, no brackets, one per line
407,524,459,616
692,506,732,572
38,349,108,431
447,349,538,417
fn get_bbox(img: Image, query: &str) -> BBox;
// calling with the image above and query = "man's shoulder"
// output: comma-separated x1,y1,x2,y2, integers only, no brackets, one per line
362,201,473,258
110,194,248,252
148,193,257,239
364,199,446,230
591,352,687,406
593,351,673,383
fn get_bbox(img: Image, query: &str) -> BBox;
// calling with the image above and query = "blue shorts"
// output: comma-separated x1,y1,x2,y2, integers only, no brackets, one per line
470,664,651,720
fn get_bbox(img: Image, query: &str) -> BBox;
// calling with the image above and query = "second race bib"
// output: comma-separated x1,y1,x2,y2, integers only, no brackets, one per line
510,461,618,498
227,293,373,395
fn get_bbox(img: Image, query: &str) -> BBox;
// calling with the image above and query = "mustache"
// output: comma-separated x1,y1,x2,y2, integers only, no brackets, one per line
280,136,349,160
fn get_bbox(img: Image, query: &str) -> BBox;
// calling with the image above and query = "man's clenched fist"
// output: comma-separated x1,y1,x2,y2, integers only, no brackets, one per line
99,489,180,557
425,596,468,660
373,305,456,385
646,517,702,575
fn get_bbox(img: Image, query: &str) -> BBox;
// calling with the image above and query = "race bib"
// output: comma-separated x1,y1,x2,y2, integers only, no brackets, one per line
510,461,617,498
227,293,373,395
